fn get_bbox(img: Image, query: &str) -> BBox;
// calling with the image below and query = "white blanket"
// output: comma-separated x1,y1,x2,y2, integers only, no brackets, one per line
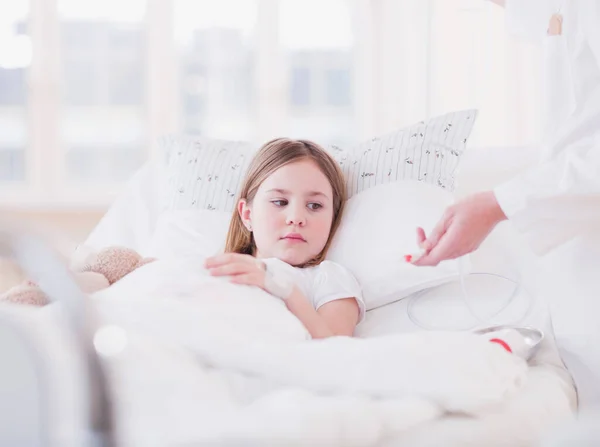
86,258,534,446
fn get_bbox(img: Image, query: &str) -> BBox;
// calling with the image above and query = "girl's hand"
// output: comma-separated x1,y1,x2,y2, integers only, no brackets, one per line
205,253,266,289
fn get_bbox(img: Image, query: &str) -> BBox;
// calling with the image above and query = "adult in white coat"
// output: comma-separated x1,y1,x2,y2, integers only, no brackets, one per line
415,0,600,410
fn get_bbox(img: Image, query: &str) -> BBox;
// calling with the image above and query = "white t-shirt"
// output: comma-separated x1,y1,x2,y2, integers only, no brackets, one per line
262,258,366,324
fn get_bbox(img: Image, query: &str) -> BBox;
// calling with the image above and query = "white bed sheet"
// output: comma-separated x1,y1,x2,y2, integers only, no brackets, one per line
96,256,575,447
0,261,576,447
355,294,576,446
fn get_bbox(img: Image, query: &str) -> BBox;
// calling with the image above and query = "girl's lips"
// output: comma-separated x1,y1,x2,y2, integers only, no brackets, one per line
282,233,306,242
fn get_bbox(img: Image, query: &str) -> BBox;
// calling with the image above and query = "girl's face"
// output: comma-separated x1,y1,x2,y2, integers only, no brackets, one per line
239,159,335,266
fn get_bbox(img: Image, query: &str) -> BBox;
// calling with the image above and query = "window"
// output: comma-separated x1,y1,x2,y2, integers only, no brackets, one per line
0,0,30,182
280,0,356,146
58,0,147,183
325,67,351,107
290,67,311,106
0,0,544,207
174,0,257,140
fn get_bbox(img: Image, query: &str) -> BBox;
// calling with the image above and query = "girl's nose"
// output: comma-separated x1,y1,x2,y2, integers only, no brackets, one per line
285,205,306,226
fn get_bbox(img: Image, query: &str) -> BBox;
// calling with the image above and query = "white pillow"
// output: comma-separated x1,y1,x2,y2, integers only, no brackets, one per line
146,209,231,260
160,109,477,212
82,158,168,255
327,181,466,311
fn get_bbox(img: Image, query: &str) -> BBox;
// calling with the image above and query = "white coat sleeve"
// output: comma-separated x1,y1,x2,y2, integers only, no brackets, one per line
504,0,555,42
494,144,600,254
494,6,600,255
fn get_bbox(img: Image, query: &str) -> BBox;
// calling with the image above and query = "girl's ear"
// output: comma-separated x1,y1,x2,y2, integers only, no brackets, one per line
238,199,253,231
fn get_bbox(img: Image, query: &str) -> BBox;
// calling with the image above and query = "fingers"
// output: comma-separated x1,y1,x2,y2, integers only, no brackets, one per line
412,252,440,267
414,225,460,266
205,253,246,269
205,254,265,287
206,262,252,277
416,227,427,247
413,212,452,266
229,273,263,288
421,212,449,252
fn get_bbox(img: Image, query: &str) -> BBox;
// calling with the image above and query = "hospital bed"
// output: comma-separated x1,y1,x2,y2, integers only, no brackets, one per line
0,146,578,447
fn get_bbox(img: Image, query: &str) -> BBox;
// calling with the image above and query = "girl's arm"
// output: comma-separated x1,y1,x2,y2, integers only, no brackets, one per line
283,288,359,338
205,253,360,338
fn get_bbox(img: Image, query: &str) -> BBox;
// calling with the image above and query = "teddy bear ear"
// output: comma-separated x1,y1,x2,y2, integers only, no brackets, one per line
91,247,142,284
0,283,49,307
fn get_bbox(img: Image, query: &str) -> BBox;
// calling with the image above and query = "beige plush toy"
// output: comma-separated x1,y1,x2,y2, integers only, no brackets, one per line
0,246,156,307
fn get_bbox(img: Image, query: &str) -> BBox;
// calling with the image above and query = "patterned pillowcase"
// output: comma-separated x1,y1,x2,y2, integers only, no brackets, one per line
161,109,478,212
328,109,477,198
160,135,257,213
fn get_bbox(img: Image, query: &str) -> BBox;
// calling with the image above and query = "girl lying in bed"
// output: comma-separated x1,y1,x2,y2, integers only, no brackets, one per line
205,138,365,338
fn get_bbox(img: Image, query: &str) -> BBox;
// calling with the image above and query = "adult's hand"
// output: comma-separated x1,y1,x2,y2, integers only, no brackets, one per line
414,191,508,266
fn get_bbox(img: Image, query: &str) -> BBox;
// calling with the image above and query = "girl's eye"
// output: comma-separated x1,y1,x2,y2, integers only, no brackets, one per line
307,202,322,210
271,199,288,207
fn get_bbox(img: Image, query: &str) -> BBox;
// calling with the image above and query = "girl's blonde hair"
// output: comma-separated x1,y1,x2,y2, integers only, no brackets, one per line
224,138,346,267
